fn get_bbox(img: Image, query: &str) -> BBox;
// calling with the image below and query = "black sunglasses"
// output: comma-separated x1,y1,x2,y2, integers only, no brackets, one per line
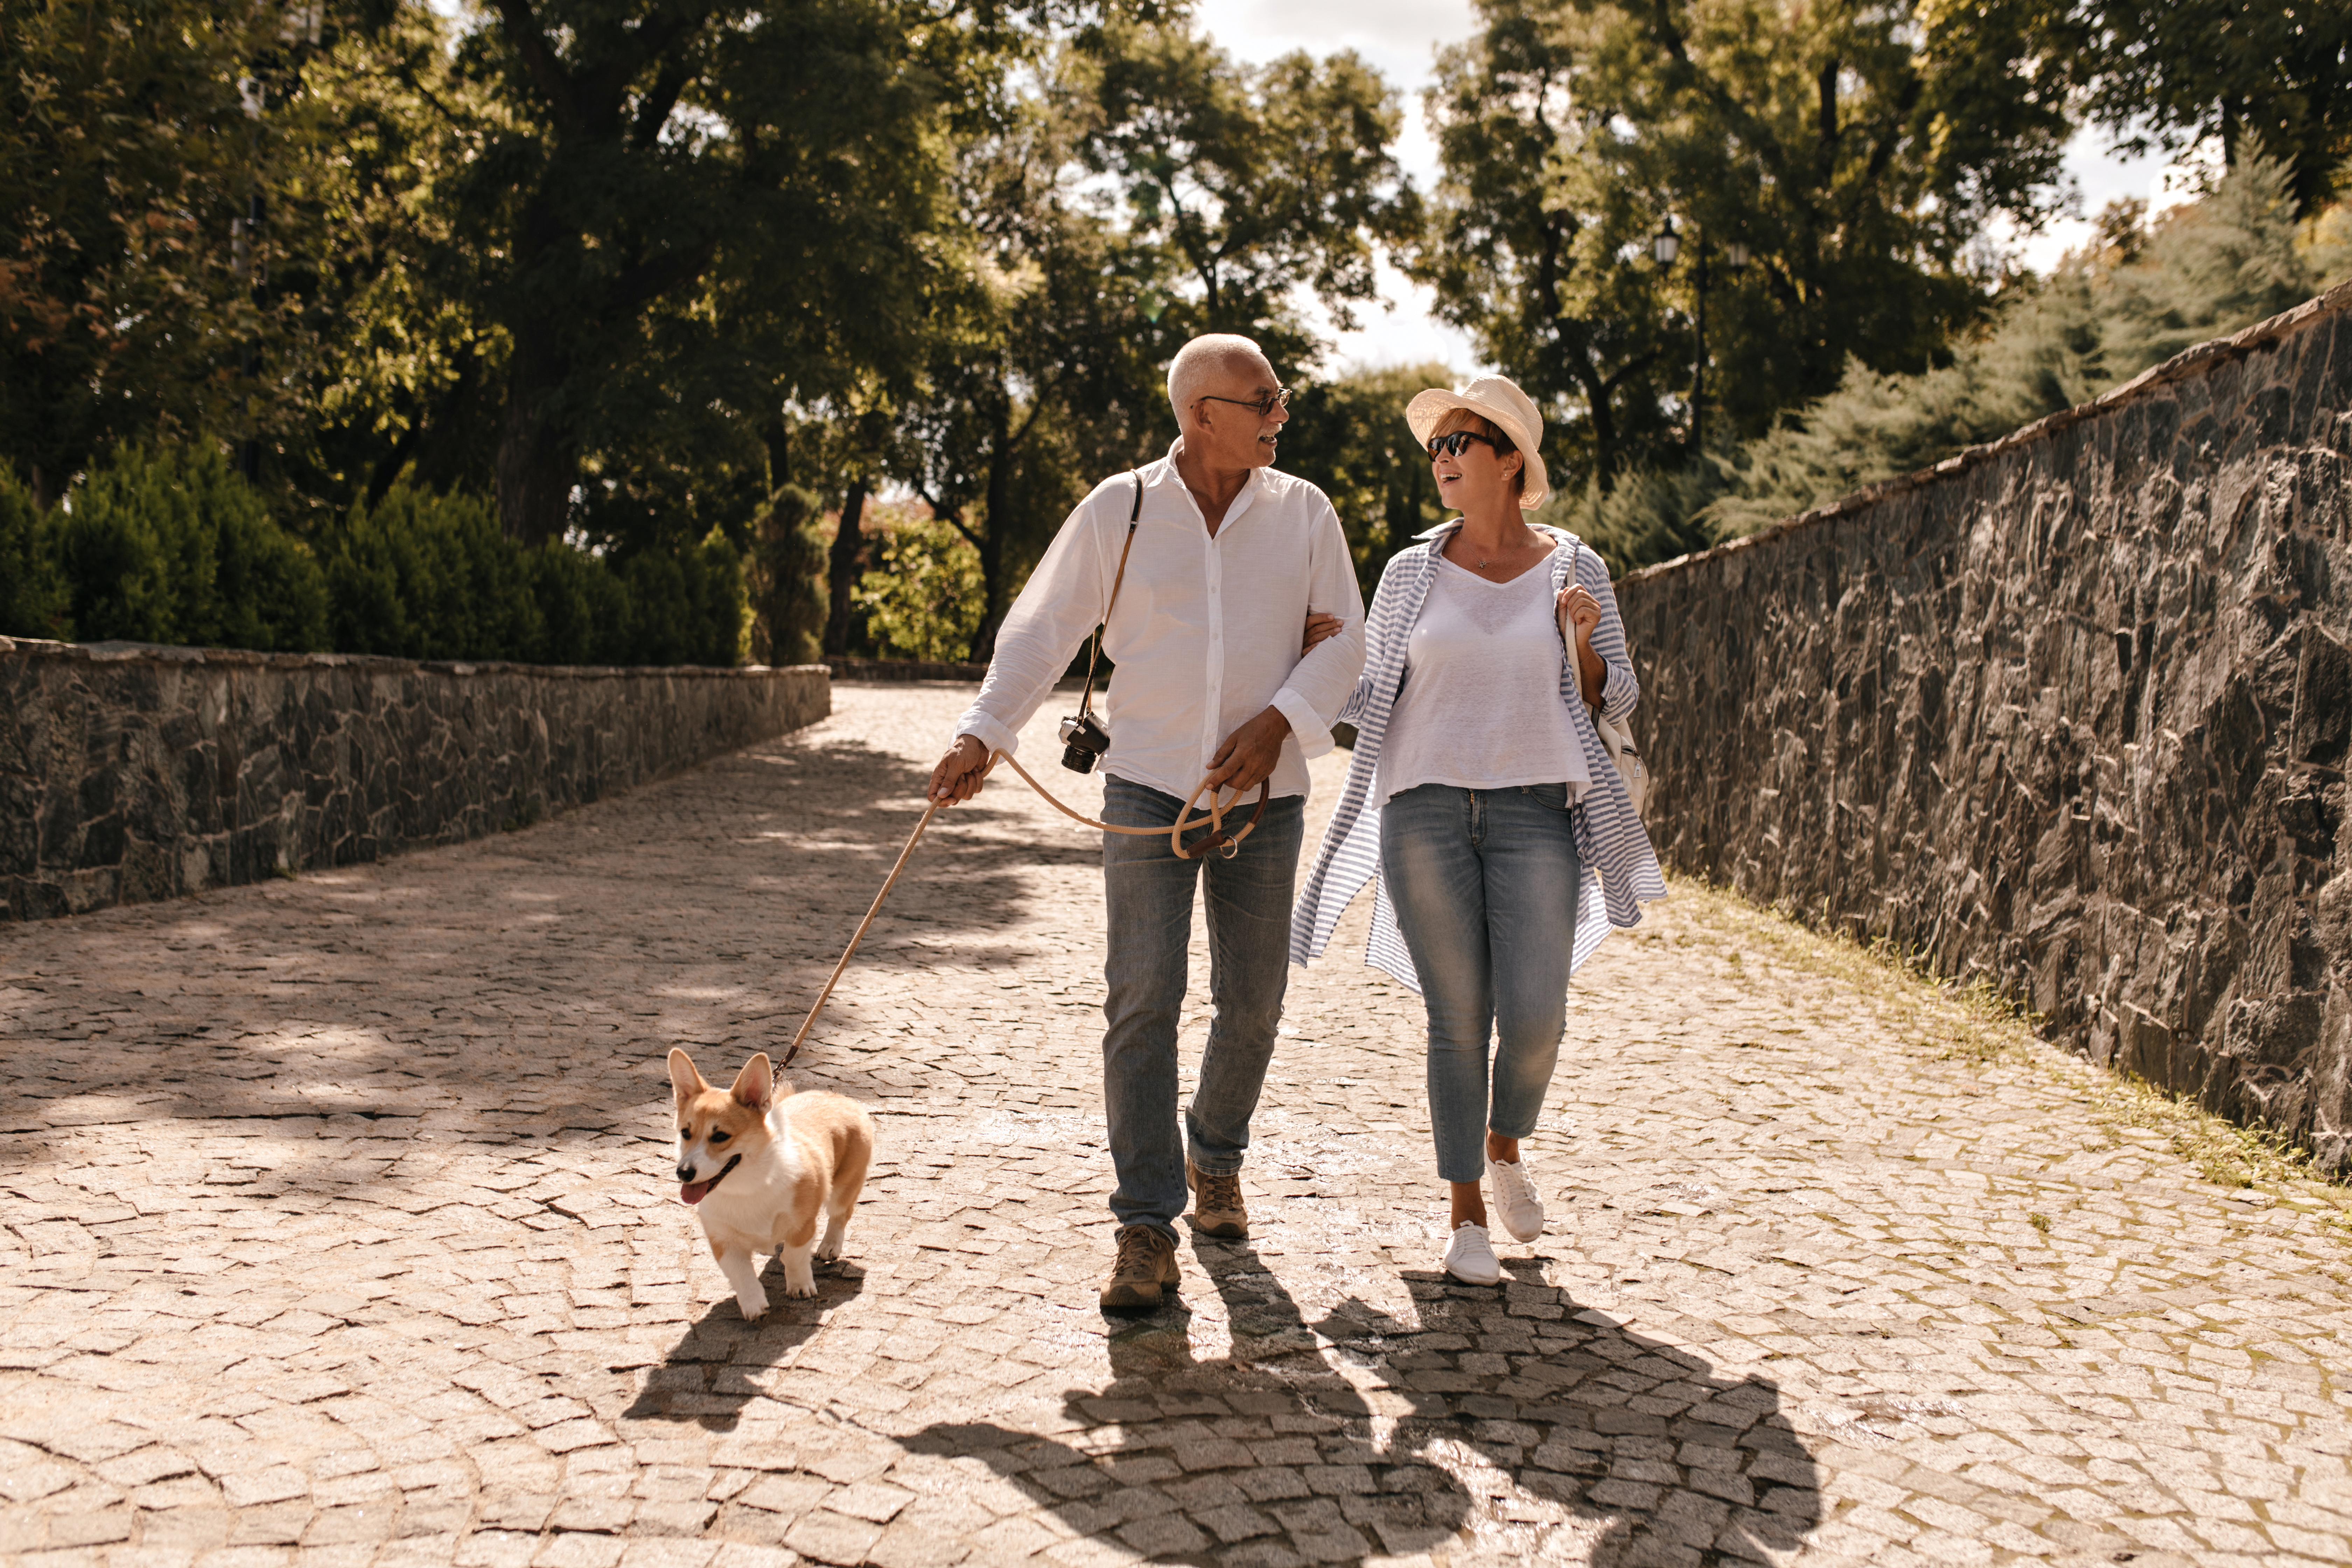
1426,430,1497,458
1198,385,1292,418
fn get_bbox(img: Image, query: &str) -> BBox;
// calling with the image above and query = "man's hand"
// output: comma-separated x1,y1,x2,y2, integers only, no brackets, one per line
1205,706,1291,798
1302,610,1343,656
928,735,991,805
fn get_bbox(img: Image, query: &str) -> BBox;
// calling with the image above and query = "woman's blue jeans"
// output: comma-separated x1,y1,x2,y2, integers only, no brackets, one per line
1379,782,1583,1184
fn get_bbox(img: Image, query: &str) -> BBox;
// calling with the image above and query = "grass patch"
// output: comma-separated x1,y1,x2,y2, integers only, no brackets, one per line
1659,872,2352,1204
1662,874,2036,1064
2085,1072,2322,1191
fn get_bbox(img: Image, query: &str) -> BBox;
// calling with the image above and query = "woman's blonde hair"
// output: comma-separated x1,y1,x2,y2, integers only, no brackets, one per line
1431,407,1524,499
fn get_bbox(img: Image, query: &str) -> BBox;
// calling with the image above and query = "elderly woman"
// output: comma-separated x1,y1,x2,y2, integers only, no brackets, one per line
1290,375,1666,1285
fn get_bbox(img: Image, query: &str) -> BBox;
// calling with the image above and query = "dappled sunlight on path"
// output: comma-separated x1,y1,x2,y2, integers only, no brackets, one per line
3,684,2350,1565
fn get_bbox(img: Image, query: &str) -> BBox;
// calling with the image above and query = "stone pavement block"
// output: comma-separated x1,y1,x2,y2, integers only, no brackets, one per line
6,685,2352,1566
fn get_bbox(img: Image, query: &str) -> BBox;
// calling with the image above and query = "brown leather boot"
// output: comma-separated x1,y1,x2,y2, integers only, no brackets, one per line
1100,1224,1180,1312
1186,1160,1248,1239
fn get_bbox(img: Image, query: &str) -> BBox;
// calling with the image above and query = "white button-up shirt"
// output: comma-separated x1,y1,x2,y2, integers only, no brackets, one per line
953,443,1368,802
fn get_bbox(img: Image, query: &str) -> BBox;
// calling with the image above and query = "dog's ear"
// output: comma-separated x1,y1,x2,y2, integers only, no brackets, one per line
667,1048,704,1103
729,1053,773,1111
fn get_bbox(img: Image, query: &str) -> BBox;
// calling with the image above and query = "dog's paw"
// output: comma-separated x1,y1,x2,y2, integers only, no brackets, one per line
783,1267,818,1298
814,1239,844,1263
737,1294,770,1322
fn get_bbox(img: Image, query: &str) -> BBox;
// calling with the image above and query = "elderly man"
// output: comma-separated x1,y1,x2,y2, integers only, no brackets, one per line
927,333,1367,1310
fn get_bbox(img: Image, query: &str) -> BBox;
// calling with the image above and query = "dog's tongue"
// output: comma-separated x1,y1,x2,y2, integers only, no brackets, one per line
679,1180,712,1206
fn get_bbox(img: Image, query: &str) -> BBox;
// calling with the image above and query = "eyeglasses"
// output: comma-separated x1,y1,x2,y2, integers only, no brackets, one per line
1426,430,1496,458
1197,385,1292,418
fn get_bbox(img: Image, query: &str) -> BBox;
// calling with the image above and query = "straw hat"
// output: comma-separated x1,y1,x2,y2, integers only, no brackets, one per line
1405,375,1548,510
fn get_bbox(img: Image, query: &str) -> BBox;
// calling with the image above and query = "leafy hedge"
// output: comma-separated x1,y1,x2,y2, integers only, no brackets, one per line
0,445,748,665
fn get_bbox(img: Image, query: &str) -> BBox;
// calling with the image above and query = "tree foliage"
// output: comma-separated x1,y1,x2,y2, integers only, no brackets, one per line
1277,363,1454,604
1413,0,2073,497
7,0,2343,667
1568,153,2352,569
2049,0,2352,218
1,2,288,503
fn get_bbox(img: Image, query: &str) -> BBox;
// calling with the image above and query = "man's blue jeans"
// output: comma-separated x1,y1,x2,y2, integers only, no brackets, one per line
1100,776,1306,1238
1379,782,1583,1183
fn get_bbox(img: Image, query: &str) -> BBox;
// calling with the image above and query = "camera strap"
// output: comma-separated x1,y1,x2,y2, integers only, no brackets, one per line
1075,471,1143,726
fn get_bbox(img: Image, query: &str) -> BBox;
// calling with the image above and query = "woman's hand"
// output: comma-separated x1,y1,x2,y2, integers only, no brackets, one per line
1556,583,1606,708
1302,610,1343,656
1556,584,1602,649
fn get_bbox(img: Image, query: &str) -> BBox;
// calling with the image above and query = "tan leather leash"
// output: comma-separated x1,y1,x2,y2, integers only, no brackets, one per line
777,754,1267,1068
781,466,1273,1066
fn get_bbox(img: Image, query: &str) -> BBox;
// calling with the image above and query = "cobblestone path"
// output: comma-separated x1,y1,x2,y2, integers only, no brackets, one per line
6,683,2352,1568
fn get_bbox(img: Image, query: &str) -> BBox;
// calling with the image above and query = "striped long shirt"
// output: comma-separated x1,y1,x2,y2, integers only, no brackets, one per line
1289,522,1668,990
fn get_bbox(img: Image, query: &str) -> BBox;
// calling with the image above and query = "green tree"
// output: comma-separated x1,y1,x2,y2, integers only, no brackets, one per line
891,21,1418,662
1277,364,1455,603
895,82,1171,660
437,0,1017,547
2049,0,2352,219
1077,20,1418,362
854,506,985,662
749,484,829,666
1413,0,2074,494
0,1,305,503
272,3,507,523
1604,154,2347,552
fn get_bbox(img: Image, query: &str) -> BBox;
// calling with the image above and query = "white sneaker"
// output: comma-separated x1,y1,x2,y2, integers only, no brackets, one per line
1486,1157,1545,1242
1442,1221,1501,1285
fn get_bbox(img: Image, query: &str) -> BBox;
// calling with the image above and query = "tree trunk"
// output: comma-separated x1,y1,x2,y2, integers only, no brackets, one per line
823,479,868,656
968,399,1015,664
494,336,579,548
1577,355,1623,496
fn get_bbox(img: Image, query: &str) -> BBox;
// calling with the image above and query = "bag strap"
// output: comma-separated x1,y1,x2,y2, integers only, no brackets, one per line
1077,471,1143,723
1558,538,1587,709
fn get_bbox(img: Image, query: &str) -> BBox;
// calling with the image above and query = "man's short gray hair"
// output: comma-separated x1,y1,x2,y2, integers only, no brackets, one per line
1166,334,1269,424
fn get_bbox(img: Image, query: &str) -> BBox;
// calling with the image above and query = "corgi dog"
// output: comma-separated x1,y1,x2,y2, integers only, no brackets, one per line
667,1048,875,1321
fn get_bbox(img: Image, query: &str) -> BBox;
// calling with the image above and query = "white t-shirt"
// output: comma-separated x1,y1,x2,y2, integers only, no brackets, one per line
1376,556,1594,806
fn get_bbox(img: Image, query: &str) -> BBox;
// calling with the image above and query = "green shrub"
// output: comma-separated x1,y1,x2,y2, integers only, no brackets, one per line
58,444,327,650
323,486,544,661
528,542,633,665
687,526,751,667
855,507,982,662
18,450,746,667
752,485,828,666
0,465,70,640
610,526,749,667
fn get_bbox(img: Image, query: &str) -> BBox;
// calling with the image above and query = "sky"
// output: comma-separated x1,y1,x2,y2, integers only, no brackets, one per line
1192,0,2204,379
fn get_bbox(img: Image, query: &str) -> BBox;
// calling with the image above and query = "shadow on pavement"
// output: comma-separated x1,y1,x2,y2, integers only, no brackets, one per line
620,1258,870,1432
913,1235,1820,1564
0,733,1061,1160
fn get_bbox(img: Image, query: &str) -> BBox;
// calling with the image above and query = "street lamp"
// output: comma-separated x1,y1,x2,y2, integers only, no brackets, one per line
1649,219,1750,453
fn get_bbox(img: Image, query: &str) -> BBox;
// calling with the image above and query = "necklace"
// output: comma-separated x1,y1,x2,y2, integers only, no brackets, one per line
1467,525,1536,570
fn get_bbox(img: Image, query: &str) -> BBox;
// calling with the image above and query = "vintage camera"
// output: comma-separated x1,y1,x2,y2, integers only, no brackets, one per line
1058,712,1111,774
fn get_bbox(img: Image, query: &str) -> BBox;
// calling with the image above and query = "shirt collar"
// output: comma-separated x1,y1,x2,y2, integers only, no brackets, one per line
1415,518,1576,548
1160,439,1264,528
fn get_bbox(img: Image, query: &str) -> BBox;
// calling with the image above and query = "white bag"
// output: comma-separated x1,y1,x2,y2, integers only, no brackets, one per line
1561,543,1649,817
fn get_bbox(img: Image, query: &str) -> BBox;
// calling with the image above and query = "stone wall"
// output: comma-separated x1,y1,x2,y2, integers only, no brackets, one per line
0,639,829,921
1615,280,2352,1171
